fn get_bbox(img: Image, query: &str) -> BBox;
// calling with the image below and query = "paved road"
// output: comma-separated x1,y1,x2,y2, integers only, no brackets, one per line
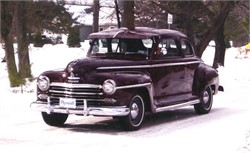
0,83,250,153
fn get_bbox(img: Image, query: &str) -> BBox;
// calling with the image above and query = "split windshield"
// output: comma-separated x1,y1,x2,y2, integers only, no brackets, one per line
88,38,153,58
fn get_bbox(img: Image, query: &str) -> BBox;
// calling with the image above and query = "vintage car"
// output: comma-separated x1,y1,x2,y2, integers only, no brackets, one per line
30,27,223,131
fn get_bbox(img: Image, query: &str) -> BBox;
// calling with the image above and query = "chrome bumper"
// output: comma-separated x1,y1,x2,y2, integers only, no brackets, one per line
30,101,130,116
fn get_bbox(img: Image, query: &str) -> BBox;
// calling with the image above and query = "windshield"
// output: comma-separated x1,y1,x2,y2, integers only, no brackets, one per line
88,38,153,59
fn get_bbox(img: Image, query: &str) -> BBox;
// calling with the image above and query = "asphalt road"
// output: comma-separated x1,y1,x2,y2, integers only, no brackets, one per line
0,83,250,153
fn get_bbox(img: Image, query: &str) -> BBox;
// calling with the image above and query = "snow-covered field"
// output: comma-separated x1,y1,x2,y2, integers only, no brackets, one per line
0,42,88,93
1,42,249,94
0,42,250,152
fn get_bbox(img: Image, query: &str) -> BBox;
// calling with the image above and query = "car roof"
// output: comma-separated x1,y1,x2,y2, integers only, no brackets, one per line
88,27,187,39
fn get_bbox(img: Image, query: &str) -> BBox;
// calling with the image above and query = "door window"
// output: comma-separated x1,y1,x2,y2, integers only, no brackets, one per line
156,38,180,57
181,40,193,56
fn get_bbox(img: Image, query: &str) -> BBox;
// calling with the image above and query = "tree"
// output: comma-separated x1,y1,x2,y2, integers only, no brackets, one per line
225,1,250,47
26,1,76,34
121,0,135,30
114,0,121,28
134,1,239,68
93,0,100,32
67,26,81,47
1,1,76,87
16,1,32,79
197,1,236,68
1,1,20,87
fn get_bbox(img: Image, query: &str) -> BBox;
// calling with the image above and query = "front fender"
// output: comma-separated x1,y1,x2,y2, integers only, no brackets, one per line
112,71,151,87
96,71,152,106
94,71,152,87
39,69,66,82
192,63,219,95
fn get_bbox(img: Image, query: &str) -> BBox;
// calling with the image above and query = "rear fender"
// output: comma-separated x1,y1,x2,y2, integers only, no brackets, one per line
192,63,219,95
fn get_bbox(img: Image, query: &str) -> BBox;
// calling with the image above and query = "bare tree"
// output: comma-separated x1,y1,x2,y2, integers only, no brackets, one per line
197,1,236,68
121,0,135,30
93,0,100,32
16,1,32,79
138,1,237,68
1,1,19,87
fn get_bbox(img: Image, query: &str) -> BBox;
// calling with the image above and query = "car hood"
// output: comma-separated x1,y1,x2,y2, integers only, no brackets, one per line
66,57,147,77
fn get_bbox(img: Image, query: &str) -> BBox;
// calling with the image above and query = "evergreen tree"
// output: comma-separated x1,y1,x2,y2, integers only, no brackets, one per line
26,1,76,34
67,26,81,47
1,1,77,88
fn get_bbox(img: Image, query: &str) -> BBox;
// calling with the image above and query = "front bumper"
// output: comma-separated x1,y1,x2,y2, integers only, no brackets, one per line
30,101,130,116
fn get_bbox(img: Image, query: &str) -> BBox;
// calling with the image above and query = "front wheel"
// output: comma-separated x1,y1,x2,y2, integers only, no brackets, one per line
120,94,145,131
41,112,68,126
194,85,213,114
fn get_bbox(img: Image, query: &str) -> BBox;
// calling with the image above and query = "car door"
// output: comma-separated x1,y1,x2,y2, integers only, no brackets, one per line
150,38,187,107
180,39,201,98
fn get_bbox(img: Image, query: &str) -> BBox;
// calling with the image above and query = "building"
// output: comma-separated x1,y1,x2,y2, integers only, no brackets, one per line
79,23,117,41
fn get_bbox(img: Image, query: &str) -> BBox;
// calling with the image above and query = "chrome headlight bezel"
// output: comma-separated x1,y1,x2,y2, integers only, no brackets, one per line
37,76,50,91
102,79,116,95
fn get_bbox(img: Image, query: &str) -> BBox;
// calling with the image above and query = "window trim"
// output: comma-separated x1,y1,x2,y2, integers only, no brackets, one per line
180,39,195,57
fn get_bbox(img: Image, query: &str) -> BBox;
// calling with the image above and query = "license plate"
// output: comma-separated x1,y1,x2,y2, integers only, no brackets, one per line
59,98,76,108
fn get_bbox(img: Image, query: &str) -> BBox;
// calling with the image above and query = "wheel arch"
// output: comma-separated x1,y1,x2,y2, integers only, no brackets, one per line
192,63,220,96
136,87,152,113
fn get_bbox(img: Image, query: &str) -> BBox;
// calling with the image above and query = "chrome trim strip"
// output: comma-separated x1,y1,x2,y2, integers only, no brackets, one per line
67,76,80,80
49,90,103,96
51,82,102,89
97,61,200,70
30,101,130,116
155,99,200,113
116,82,151,90
49,96,105,102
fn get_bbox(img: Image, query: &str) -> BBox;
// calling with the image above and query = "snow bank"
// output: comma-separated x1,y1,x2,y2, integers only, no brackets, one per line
0,42,250,153
0,42,89,93
1,43,249,93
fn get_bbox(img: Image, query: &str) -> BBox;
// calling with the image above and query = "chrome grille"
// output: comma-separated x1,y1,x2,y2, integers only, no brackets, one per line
48,82,104,106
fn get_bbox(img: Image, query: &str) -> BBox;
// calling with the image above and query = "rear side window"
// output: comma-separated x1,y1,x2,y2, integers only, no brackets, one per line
181,40,193,56
156,38,180,57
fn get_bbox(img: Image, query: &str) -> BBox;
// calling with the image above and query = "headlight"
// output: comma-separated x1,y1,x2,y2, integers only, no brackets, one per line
37,76,50,91
102,79,116,95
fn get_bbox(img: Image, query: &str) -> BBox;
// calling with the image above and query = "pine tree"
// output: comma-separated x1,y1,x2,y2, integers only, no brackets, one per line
67,26,81,47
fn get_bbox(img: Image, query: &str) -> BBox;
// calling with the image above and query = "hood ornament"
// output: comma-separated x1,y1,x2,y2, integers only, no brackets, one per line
67,61,80,83
69,72,75,77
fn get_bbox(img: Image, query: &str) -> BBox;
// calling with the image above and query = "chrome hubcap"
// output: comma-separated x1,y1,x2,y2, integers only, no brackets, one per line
203,90,209,104
131,103,139,119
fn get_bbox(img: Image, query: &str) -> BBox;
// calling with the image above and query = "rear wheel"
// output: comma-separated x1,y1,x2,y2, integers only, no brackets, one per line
194,85,213,114
120,94,145,131
41,112,68,126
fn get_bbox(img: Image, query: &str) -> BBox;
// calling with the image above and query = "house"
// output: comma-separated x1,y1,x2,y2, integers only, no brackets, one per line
79,23,117,41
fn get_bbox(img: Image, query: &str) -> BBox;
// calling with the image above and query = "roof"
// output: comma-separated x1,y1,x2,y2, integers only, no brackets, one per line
88,27,187,39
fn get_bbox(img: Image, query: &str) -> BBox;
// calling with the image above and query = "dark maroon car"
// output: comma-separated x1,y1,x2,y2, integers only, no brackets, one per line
31,27,223,131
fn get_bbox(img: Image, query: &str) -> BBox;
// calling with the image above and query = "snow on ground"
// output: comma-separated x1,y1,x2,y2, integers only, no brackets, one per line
0,42,250,152
1,42,249,94
0,42,89,93
202,45,250,92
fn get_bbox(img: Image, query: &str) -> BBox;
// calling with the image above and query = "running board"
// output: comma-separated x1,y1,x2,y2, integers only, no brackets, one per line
155,99,200,113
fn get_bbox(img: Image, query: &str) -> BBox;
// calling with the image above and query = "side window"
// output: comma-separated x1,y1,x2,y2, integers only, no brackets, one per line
156,38,180,57
181,40,193,56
